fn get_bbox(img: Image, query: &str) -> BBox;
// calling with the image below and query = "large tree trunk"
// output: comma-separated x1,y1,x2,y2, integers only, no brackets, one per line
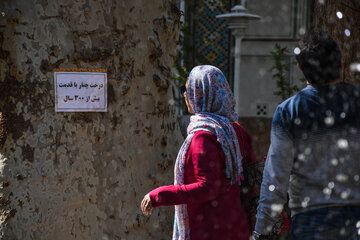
0,1,181,239
313,0,360,84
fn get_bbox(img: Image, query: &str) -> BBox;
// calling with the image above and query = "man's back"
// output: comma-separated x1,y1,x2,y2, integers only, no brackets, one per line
278,82,360,215
254,29,360,240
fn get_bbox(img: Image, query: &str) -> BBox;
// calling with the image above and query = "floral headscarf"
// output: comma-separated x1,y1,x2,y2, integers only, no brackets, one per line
173,65,243,240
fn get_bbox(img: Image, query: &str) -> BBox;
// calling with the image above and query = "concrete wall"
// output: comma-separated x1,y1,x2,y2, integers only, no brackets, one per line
237,0,311,118
0,0,182,239
227,0,311,159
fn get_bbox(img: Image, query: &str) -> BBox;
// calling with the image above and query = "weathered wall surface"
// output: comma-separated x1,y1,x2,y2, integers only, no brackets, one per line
0,0,181,239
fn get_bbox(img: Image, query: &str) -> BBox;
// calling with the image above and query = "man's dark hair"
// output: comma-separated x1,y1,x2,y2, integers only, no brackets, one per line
295,29,342,85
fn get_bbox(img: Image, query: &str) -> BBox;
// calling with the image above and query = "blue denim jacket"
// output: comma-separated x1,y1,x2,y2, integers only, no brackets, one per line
255,82,360,234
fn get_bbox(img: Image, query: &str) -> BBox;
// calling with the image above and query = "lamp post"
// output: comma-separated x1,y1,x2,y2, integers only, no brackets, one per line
216,1,260,115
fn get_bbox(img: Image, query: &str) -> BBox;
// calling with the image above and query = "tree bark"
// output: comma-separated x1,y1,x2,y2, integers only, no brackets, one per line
0,0,181,239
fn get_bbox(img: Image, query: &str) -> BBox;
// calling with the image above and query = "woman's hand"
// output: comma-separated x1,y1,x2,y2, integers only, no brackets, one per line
141,193,153,216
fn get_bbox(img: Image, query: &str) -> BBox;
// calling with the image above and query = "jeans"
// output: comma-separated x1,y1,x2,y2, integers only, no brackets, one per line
291,206,360,240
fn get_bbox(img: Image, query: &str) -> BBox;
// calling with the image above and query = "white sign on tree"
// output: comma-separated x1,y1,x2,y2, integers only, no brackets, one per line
54,70,107,112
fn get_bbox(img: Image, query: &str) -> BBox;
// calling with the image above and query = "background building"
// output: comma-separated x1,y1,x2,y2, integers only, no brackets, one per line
179,0,312,157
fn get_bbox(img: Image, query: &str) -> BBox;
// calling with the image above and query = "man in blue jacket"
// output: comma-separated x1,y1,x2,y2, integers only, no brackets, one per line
253,30,360,240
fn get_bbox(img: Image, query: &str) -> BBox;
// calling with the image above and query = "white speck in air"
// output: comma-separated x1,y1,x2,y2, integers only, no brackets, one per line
350,63,360,72
337,139,348,149
299,28,306,35
294,47,301,55
345,29,351,37
331,158,338,166
294,162,300,169
211,200,218,207
324,116,334,125
323,187,331,195
340,112,346,118
356,220,360,228
328,182,335,189
168,99,175,105
269,185,275,191
336,174,348,182
354,175,359,182
301,197,310,208
336,11,343,19
266,226,273,232
341,191,350,199
271,204,283,213
294,118,301,125
298,153,306,161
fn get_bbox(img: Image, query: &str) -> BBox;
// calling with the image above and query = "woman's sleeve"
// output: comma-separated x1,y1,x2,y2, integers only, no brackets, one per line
149,132,222,207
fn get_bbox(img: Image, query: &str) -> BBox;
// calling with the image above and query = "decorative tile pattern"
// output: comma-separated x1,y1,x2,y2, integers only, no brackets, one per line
193,0,233,79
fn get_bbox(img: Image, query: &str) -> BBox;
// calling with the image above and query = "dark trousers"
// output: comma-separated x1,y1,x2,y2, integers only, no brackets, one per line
291,206,360,240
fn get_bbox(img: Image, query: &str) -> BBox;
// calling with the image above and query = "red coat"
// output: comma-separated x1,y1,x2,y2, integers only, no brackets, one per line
149,122,257,240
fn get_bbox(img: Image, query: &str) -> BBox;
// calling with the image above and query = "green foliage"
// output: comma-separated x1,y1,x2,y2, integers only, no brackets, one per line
172,21,197,113
173,57,189,113
270,44,305,102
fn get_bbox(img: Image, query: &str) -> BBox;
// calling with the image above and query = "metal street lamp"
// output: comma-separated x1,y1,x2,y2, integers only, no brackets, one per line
216,1,260,115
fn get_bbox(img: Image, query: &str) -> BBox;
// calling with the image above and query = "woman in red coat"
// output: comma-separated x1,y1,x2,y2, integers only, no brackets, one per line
141,65,257,240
